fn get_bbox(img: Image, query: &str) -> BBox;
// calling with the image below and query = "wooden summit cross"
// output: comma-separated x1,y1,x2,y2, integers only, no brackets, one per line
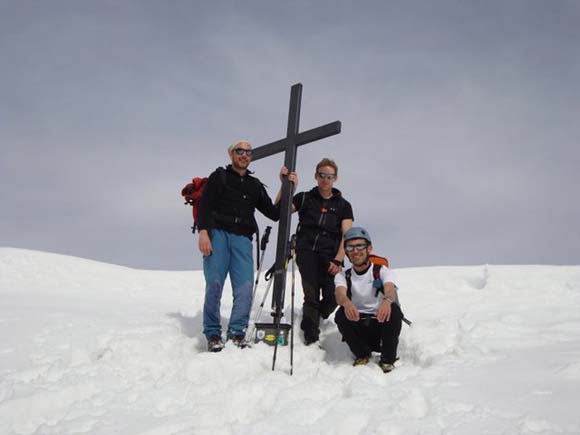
251,83,341,344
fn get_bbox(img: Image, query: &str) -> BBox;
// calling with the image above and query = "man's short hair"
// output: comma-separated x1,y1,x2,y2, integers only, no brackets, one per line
228,140,252,153
315,158,338,175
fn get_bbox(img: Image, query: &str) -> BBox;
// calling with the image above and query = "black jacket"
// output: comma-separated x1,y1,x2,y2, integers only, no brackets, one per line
293,187,354,255
197,165,280,238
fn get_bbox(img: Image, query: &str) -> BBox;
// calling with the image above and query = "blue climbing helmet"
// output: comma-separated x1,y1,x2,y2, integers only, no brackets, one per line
343,226,372,245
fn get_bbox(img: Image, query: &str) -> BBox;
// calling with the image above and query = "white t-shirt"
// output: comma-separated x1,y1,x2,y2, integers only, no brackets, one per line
335,265,398,314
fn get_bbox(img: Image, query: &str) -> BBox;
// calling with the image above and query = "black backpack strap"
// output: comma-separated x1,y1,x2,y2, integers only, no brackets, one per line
335,195,346,220
216,166,227,194
204,167,227,231
294,192,308,235
244,171,262,268
373,263,384,297
300,191,309,210
347,265,380,299
345,268,352,299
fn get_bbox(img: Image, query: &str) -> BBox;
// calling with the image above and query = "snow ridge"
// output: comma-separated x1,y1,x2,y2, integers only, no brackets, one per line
1,248,579,434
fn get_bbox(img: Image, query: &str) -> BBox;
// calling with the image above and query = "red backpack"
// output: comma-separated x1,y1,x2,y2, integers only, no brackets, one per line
181,168,226,233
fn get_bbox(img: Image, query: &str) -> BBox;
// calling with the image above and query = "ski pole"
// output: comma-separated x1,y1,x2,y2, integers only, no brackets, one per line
271,303,282,371
251,226,272,304
271,266,287,371
272,237,294,372
246,267,275,342
289,235,296,375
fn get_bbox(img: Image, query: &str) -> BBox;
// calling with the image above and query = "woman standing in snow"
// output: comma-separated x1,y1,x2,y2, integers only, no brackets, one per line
291,158,353,345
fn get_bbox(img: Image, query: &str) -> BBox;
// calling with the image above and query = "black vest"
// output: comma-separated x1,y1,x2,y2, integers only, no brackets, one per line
295,187,347,255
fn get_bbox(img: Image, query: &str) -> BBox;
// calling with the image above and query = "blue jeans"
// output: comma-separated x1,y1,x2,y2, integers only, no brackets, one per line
203,229,254,339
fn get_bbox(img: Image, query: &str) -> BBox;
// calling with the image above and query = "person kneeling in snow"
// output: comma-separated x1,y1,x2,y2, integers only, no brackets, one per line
334,227,403,372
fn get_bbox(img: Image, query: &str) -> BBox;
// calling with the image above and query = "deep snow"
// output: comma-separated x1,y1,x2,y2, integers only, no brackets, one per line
1,248,579,434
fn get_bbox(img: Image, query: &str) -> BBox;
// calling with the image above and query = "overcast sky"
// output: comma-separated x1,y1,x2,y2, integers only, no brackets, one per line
1,0,579,271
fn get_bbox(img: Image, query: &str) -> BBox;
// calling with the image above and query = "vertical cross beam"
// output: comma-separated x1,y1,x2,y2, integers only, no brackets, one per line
251,83,341,331
272,84,301,318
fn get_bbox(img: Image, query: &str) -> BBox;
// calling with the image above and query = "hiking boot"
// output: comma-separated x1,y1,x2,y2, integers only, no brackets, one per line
379,361,395,373
229,335,251,349
300,318,320,345
207,336,224,352
353,356,370,366
303,329,319,346
304,336,319,346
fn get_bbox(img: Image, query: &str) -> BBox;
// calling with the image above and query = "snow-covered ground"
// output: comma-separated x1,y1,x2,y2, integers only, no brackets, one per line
1,247,579,435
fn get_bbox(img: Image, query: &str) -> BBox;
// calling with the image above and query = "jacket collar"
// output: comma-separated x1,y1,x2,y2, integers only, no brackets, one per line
226,164,254,177
309,186,342,199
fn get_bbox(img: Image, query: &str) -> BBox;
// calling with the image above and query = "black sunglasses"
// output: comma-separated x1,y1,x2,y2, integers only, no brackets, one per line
317,172,336,180
345,243,368,252
233,148,253,156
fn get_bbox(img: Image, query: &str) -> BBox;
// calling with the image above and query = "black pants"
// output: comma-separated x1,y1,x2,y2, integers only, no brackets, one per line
335,304,403,364
296,250,337,341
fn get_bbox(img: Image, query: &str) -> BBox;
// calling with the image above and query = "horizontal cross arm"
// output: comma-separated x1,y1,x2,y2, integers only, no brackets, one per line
252,121,341,162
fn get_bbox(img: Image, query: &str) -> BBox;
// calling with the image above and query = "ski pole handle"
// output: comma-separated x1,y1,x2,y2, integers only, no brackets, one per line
289,233,297,256
261,226,272,251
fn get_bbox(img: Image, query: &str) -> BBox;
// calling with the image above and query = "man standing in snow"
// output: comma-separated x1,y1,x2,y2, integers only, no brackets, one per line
334,227,403,372
197,140,297,352
291,158,353,345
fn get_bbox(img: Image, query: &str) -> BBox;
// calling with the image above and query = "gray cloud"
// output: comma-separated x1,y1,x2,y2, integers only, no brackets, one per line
1,0,579,270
